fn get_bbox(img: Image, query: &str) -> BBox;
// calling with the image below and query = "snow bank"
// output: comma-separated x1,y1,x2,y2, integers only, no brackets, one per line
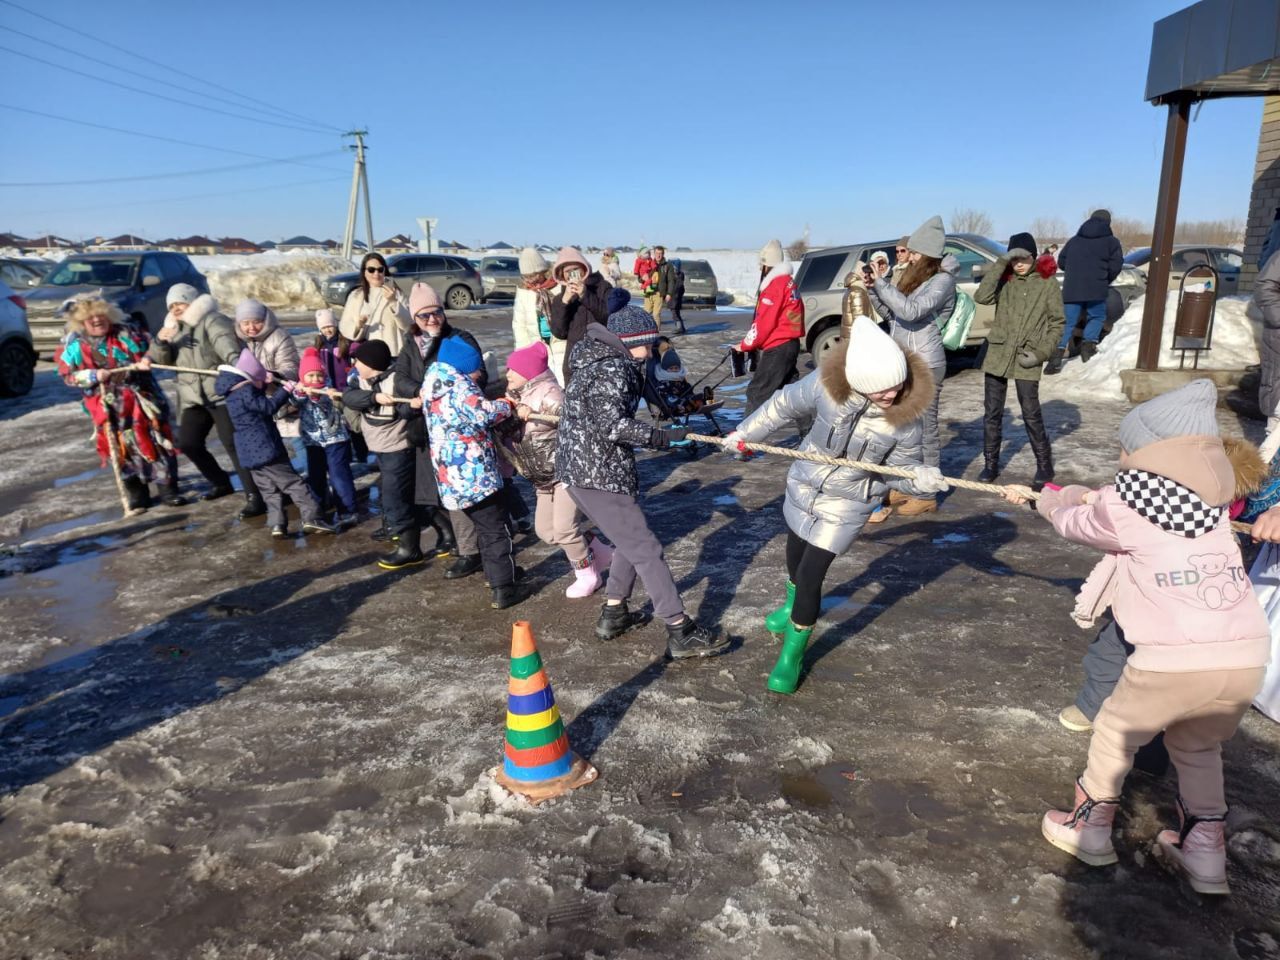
1045,292,1259,402
190,251,354,312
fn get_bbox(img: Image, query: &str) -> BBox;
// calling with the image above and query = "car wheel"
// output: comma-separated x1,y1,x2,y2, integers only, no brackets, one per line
0,340,35,397
809,324,842,362
446,285,473,310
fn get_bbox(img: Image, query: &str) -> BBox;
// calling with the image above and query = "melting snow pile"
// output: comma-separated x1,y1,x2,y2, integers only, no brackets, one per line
190,252,355,312
1045,292,1259,402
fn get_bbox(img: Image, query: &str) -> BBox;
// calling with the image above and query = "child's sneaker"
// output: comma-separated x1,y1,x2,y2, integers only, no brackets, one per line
596,601,646,641
1153,798,1230,895
302,519,338,535
336,512,359,530
665,618,729,659
1058,705,1093,732
271,523,288,539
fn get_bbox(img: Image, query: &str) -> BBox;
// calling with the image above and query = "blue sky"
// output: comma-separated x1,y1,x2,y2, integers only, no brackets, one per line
0,0,1262,248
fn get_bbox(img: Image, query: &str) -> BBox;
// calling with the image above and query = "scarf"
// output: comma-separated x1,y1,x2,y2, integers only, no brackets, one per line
1114,469,1224,538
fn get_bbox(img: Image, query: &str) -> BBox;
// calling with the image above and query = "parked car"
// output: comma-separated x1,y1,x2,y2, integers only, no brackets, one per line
1124,245,1243,295
478,256,520,302
0,279,36,397
0,257,49,289
323,254,483,312
795,234,1146,361
25,251,209,358
678,259,718,309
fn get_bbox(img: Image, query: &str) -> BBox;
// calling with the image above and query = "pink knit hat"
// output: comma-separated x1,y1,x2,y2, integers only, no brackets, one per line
409,282,442,317
506,341,549,381
315,308,337,331
298,347,325,382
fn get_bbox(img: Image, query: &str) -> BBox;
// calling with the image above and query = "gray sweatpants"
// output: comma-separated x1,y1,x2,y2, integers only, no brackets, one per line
567,486,684,621
250,459,321,528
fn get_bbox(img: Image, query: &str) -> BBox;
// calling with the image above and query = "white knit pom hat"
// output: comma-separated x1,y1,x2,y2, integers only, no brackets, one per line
844,315,908,394
518,246,548,275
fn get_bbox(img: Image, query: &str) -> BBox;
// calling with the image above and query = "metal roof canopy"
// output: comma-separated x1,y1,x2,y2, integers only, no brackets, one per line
1136,0,1280,372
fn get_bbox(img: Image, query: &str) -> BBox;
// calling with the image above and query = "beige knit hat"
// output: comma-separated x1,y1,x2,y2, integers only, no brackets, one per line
518,246,549,276
844,315,907,395
759,239,784,267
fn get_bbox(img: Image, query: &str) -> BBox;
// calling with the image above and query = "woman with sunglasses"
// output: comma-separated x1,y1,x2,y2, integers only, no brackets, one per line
340,253,412,357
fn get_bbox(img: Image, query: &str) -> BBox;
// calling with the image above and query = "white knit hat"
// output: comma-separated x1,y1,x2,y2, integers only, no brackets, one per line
844,315,908,394
518,246,548,275
759,239,784,267
166,282,200,307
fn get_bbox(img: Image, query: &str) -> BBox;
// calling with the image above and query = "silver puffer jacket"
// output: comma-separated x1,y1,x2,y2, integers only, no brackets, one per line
868,253,959,369
735,342,935,554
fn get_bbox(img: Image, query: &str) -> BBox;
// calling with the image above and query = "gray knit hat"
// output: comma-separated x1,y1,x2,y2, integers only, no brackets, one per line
166,282,200,307
606,304,659,348
907,215,946,258
1118,379,1219,453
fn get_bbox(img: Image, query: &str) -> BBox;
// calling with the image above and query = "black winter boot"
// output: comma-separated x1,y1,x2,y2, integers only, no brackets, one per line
665,617,729,659
491,582,523,610
200,482,234,502
161,481,188,507
1079,340,1099,363
444,554,482,580
123,476,151,511
377,536,425,570
238,494,267,519
595,600,647,641
427,508,456,558
1044,347,1065,376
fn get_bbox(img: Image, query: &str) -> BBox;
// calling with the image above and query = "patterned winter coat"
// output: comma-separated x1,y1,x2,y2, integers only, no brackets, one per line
215,369,292,470
555,324,662,497
503,370,563,491
735,340,936,554
422,360,513,510
290,390,350,447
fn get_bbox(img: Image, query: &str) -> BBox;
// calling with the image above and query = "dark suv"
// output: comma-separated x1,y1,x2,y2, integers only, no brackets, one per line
26,251,209,357
323,254,483,311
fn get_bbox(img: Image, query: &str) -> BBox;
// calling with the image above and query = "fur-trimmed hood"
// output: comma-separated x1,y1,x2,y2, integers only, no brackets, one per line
179,293,220,327
818,337,935,430
1224,437,1268,500
758,260,794,290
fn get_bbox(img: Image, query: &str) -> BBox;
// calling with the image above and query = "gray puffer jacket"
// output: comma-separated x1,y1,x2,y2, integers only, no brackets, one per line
868,253,958,369
151,294,242,411
236,306,299,381
735,341,935,554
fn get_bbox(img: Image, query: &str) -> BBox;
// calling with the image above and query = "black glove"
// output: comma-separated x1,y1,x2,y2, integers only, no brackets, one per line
649,426,688,448
1016,348,1040,369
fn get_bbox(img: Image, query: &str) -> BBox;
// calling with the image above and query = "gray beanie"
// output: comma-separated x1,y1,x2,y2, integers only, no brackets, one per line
1118,379,1219,453
166,283,200,307
606,303,659,349
907,215,946,259
235,298,268,323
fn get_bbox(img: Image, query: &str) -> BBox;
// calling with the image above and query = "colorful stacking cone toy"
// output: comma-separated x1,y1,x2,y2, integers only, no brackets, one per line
493,621,598,803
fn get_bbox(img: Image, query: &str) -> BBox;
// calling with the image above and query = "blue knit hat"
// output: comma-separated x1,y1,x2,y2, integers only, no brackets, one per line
606,286,631,314
606,304,659,349
437,336,482,375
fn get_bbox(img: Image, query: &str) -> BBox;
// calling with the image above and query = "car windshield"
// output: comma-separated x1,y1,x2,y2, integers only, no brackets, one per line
44,258,138,287
1124,248,1152,266
963,235,1007,257
681,261,714,279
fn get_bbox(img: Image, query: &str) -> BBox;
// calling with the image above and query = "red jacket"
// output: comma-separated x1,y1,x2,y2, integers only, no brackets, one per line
633,255,657,282
739,263,804,352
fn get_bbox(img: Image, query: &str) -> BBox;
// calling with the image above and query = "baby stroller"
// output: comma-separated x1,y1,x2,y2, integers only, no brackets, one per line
643,338,729,457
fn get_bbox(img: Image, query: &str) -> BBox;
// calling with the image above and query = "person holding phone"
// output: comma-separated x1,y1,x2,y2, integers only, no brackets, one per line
548,246,609,384
339,252,412,357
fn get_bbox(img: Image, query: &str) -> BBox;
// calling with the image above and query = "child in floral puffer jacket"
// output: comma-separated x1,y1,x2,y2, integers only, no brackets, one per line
503,341,611,599
290,347,357,526
423,336,520,610
1011,379,1269,896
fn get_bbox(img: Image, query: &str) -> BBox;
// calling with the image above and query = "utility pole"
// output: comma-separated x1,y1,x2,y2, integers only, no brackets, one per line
341,130,373,262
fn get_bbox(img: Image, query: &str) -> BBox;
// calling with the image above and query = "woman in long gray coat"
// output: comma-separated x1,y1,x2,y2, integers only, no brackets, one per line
728,314,948,695
866,214,957,519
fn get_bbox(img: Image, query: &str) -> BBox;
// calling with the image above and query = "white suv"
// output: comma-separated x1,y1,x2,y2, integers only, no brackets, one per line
0,279,36,397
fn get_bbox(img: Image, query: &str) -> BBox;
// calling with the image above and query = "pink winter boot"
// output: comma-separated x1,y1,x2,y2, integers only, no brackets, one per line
1154,797,1230,895
1041,778,1119,866
589,536,613,575
565,560,603,599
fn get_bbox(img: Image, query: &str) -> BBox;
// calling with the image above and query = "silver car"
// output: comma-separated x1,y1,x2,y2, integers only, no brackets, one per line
0,279,36,397
323,254,483,311
795,234,1147,361
478,256,520,302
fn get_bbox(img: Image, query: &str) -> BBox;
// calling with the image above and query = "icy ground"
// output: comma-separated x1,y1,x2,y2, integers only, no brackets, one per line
1,307,1278,960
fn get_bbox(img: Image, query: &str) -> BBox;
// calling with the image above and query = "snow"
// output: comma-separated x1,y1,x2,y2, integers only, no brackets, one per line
1045,292,1259,401
189,250,354,312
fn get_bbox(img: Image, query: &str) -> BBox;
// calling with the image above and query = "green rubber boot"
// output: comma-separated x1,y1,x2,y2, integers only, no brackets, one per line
767,621,814,695
764,581,796,636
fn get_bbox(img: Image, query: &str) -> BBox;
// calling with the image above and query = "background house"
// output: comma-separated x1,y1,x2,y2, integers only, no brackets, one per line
167,235,223,255
90,234,151,251
374,234,415,255
219,237,262,254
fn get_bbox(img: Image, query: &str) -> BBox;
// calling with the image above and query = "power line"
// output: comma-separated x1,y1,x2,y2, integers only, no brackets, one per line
0,44,340,136
0,0,342,133
0,103,347,172
1,24,340,132
26,175,350,216
0,151,346,187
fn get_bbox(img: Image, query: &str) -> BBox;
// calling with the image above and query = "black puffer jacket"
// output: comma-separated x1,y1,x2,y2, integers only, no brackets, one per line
391,322,484,448
1059,216,1123,303
548,272,610,383
555,324,661,497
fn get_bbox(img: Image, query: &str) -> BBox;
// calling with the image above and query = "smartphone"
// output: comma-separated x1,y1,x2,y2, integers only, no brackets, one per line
566,267,584,283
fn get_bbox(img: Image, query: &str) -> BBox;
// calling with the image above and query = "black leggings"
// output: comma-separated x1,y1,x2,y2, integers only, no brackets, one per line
177,404,259,497
785,531,837,627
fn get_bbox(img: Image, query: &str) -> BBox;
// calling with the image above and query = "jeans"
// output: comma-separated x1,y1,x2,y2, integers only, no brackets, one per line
305,441,356,514
1059,299,1107,349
